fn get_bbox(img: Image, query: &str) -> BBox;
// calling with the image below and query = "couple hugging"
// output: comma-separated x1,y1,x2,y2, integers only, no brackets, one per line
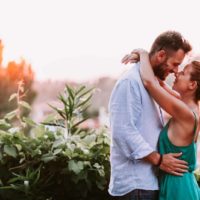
108,31,200,200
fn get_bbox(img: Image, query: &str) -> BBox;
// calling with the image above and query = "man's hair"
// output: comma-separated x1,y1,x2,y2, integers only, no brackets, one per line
149,31,192,56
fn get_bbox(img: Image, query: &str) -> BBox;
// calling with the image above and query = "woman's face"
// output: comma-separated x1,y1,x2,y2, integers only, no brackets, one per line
172,64,193,94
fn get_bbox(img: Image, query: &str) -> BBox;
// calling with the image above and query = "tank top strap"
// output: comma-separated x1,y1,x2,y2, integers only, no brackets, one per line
167,118,172,127
192,111,197,135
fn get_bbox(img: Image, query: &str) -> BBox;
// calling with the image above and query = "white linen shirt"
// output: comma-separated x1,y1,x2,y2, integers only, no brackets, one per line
108,63,164,196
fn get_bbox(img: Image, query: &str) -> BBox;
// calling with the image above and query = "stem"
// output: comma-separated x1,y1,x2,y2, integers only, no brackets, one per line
16,81,25,128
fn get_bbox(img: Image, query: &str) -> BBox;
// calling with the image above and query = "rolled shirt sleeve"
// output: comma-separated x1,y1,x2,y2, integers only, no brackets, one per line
109,78,154,160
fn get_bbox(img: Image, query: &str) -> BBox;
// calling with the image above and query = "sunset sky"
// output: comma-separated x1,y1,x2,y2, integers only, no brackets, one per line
1,0,200,81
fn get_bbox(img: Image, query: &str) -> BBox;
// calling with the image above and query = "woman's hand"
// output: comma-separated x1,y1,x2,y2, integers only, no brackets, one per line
121,48,148,64
157,78,165,87
121,53,139,64
158,78,181,99
131,48,148,56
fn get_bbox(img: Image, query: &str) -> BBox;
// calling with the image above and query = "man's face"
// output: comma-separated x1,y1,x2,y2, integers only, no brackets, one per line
153,49,186,80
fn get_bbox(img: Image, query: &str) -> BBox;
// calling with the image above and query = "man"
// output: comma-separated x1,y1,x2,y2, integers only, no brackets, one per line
108,31,192,200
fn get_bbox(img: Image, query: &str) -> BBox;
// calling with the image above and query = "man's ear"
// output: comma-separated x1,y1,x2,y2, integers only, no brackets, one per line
156,50,167,63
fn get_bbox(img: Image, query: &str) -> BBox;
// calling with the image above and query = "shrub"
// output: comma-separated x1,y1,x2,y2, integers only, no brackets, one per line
0,85,111,200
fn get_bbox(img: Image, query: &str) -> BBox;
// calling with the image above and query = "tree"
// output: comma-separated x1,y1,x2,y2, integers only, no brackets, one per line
0,40,36,118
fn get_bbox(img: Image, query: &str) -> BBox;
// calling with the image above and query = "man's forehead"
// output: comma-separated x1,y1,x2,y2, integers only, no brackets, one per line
169,49,185,62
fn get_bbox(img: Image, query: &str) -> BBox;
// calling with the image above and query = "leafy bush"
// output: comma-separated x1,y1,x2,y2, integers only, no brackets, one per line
0,85,112,200
194,168,200,187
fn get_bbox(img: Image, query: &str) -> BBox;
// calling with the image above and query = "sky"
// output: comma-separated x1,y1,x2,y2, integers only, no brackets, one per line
0,0,200,81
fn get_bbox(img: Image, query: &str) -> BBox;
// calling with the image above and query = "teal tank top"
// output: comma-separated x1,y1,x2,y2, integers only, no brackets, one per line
158,112,200,200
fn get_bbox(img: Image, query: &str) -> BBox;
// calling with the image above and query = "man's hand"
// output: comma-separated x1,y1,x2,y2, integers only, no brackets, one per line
160,152,188,176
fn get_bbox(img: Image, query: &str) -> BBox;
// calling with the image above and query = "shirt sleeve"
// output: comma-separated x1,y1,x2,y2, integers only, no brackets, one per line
109,78,154,160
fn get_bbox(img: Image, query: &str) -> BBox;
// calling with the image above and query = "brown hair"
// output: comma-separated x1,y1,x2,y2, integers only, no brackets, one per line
150,31,192,56
190,61,200,102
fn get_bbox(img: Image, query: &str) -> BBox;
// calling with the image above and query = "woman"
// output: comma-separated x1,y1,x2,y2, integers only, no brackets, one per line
125,49,200,200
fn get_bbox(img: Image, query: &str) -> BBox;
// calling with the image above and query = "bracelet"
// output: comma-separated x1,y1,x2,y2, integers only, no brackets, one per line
156,154,163,167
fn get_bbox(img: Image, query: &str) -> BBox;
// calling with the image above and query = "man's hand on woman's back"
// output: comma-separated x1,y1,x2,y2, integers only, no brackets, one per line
160,152,188,176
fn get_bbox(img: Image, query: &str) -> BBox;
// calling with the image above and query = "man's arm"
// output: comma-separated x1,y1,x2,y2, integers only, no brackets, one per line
144,152,188,176
109,78,155,160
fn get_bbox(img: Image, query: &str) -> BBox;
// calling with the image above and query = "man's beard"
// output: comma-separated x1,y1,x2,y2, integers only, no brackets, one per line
153,58,169,80
153,64,167,80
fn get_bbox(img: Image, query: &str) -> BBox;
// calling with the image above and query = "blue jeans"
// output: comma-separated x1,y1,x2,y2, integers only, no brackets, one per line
114,189,158,200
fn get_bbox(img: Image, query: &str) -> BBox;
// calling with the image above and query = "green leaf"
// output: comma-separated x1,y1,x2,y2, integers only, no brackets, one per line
66,85,74,100
8,175,25,184
83,134,96,146
15,144,22,151
4,110,18,121
67,95,73,118
68,160,84,174
53,148,62,155
80,104,90,114
75,86,86,95
52,138,65,148
67,143,76,152
42,113,56,123
93,163,101,169
96,178,106,190
8,127,20,134
19,101,31,110
0,130,7,134
58,94,67,106
19,157,26,164
0,119,12,129
9,93,18,102
0,151,3,160
48,104,66,119
32,166,41,185
77,88,94,99
77,94,92,108
41,153,56,163
22,117,36,126
3,145,17,158
71,117,90,130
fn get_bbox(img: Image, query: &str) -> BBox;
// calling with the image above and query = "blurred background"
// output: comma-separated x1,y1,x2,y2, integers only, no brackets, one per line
1,0,200,129
2,1,200,198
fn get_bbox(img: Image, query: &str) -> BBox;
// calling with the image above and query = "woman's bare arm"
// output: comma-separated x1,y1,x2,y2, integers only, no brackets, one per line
136,49,194,125
122,51,181,100
158,79,181,99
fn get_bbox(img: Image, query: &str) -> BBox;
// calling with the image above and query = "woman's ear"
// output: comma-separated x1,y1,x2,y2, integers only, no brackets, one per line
156,50,167,63
189,80,197,91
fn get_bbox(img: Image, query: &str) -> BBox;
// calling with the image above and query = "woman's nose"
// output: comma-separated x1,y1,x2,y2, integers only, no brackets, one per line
175,72,179,78
172,66,179,74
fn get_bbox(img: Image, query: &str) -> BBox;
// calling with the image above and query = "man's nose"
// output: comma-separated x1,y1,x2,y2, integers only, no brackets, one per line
172,66,179,74
174,72,178,78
